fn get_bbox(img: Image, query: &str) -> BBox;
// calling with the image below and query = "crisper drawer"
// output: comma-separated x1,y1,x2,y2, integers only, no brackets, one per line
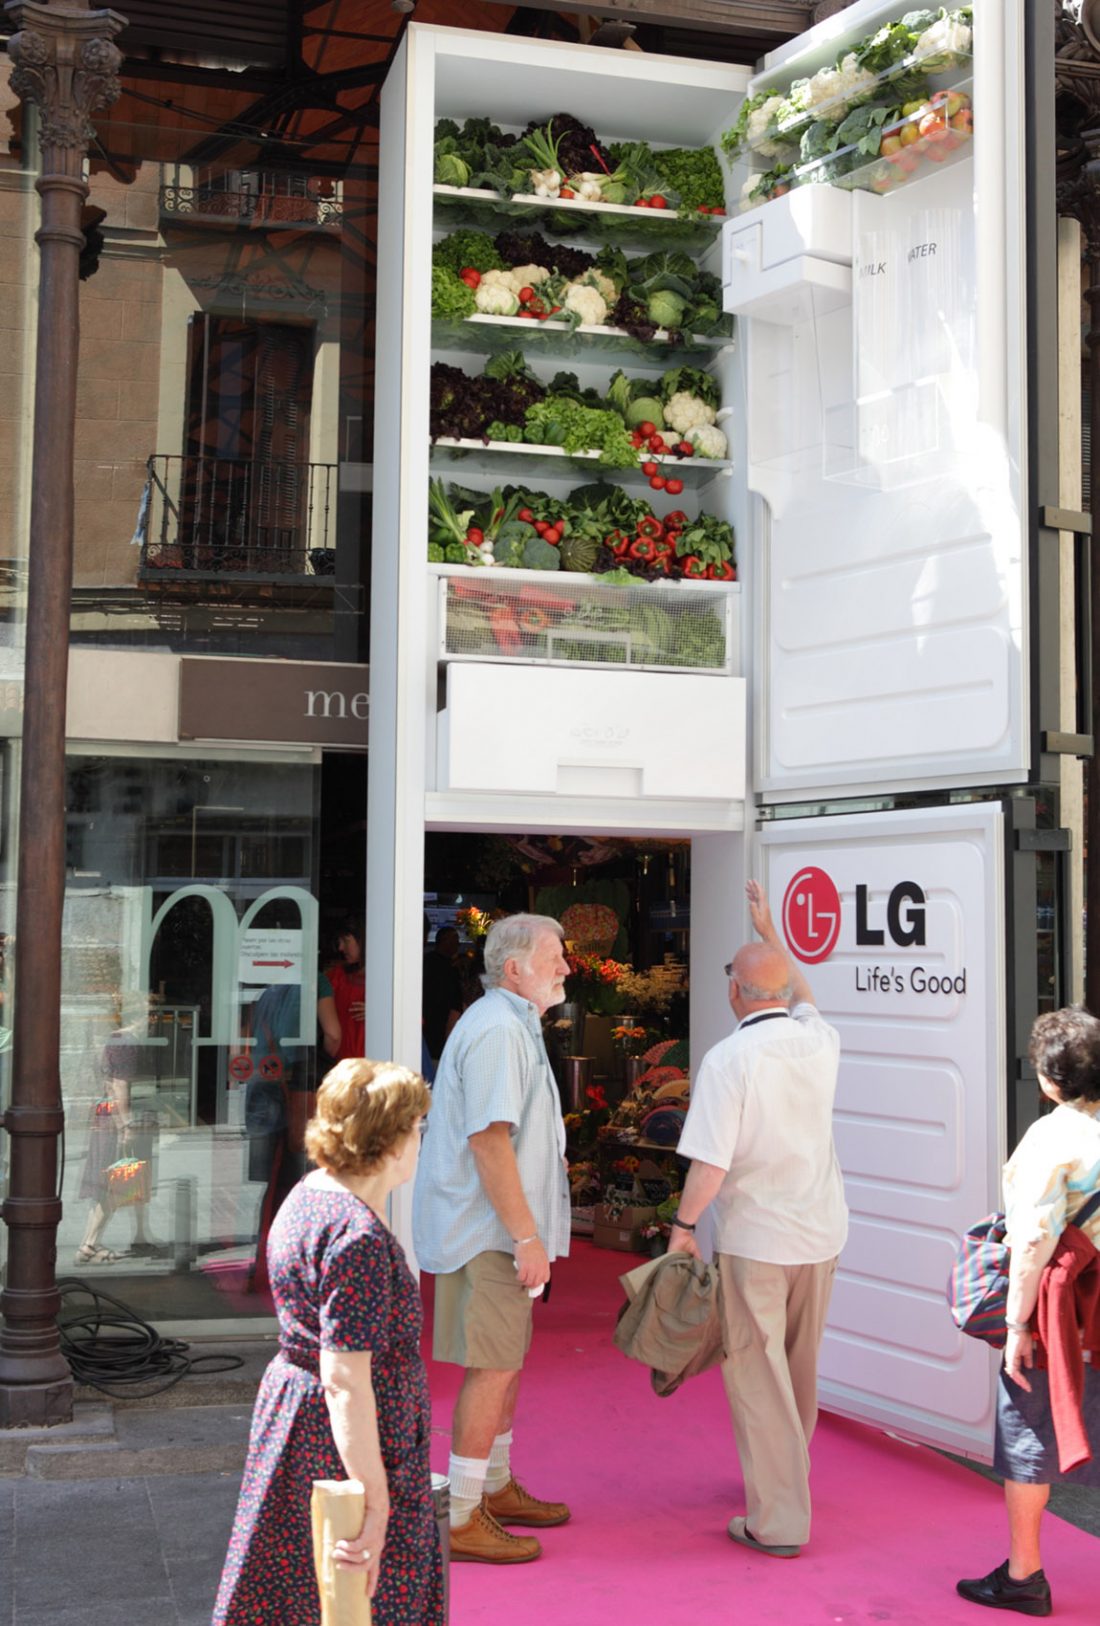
437,663,746,801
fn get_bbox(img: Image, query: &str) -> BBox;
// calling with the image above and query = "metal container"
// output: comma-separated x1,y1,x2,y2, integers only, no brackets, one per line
562,1055,592,1114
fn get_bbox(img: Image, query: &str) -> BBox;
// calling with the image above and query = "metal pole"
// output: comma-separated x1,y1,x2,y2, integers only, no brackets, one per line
0,0,123,1428
1087,258,1100,1013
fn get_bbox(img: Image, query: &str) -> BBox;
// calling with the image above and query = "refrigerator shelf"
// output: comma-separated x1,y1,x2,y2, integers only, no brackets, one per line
734,50,974,167
432,185,725,252
431,314,728,370
429,438,731,486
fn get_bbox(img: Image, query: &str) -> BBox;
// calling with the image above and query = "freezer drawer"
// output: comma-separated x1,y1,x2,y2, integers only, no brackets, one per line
437,663,746,801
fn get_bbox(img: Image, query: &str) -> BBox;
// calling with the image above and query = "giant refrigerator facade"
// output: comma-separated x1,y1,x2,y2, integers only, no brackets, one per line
368,0,1072,1462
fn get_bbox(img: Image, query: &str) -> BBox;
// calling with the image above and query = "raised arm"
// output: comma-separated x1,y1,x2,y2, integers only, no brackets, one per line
746,880,815,1008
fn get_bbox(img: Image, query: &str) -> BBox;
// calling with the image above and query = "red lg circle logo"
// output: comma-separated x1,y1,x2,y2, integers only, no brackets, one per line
782,868,841,964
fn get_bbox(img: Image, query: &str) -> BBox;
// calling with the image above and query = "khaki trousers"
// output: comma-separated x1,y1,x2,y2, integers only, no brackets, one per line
718,1253,838,1547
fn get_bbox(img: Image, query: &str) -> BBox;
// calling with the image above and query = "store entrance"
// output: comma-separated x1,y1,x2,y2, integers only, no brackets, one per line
422,831,694,1258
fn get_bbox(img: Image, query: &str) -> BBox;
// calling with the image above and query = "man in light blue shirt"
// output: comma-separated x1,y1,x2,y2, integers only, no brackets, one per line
413,913,572,1565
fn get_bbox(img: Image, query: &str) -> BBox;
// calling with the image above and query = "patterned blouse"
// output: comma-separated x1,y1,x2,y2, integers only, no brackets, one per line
1003,1097,1100,1250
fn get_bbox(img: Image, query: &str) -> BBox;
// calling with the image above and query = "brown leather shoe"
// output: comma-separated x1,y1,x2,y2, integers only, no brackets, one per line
484,1476,571,1527
450,1503,542,1563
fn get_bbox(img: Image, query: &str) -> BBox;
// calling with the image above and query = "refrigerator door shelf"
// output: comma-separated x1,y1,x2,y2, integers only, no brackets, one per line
437,662,746,802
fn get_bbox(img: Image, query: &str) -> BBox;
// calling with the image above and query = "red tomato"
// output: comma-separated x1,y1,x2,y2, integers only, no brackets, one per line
678,441,694,456
518,286,535,303
560,187,575,199
649,475,667,491
518,508,535,523
649,195,668,210
466,528,484,543
641,460,659,477
459,267,481,288
648,435,665,452
638,421,657,438
665,478,684,496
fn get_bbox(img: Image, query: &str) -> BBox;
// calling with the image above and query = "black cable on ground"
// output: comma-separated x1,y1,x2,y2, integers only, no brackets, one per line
56,1277,246,1398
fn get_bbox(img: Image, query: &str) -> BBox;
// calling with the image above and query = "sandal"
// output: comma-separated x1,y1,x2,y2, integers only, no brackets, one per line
74,1244,123,1264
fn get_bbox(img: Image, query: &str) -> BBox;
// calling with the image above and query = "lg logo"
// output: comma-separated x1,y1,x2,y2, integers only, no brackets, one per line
781,870,927,964
782,868,841,964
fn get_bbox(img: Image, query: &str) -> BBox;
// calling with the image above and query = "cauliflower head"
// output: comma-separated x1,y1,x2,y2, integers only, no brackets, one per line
475,281,520,316
479,267,523,295
509,263,551,286
685,422,728,459
564,282,609,326
582,269,619,305
664,392,717,434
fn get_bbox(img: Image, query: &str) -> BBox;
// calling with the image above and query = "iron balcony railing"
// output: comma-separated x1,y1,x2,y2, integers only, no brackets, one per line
159,167,343,230
138,455,337,579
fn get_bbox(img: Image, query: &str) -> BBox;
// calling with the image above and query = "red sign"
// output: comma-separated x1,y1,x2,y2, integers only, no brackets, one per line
229,1053,253,1082
782,867,842,964
258,1054,284,1082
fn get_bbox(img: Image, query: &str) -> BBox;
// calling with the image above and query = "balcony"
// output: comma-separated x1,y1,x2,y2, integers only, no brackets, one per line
138,455,337,582
158,168,343,232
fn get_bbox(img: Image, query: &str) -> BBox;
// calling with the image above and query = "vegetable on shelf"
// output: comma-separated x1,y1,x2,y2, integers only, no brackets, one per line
432,113,729,229
727,6,974,208
427,479,735,585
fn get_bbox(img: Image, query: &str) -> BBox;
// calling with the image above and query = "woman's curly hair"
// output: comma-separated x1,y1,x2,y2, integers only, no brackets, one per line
305,1059,430,1174
1028,1006,1100,1103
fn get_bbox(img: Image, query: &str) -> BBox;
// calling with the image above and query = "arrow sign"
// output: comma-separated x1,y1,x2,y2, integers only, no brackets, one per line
239,929,302,986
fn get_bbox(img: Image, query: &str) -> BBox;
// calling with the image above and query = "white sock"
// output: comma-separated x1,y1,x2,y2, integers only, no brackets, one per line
449,1452,489,1528
484,1429,513,1493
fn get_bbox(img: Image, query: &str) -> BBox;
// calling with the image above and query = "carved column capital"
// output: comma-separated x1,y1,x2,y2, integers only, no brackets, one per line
4,1,125,175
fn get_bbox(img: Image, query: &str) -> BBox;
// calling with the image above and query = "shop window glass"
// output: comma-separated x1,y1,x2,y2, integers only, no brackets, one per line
60,754,323,1324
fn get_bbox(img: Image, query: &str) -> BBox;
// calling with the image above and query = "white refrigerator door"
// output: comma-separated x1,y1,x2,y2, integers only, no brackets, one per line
747,0,1029,800
761,802,1006,1459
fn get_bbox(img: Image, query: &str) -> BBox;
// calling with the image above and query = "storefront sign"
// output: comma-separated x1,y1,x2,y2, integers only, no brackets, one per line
239,929,303,986
179,659,369,749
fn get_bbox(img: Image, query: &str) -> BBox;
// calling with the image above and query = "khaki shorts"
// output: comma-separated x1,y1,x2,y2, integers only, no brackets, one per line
432,1250,535,1371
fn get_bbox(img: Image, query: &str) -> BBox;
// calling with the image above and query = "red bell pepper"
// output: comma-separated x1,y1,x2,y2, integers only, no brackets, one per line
489,605,522,652
630,538,659,562
652,538,674,558
707,560,735,581
607,530,632,557
636,515,663,540
681,556,709,579
519,607,550,632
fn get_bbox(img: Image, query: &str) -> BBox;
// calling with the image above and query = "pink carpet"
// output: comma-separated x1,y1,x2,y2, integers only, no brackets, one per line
423,1241,1099,1625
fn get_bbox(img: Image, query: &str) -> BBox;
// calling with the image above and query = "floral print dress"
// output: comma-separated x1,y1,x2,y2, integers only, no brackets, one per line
214,1183,443,1625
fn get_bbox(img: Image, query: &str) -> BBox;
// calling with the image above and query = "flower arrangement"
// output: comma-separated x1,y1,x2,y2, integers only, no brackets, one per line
455,905,491,939
611,1023,651,1058
565,951,628,1016
616,965,684,1019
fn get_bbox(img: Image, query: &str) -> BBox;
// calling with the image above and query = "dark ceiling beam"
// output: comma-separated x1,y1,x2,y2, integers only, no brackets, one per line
487,0,814,38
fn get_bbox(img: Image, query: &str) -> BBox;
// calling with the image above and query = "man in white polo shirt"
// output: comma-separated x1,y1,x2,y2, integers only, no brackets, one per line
668,879,848,1559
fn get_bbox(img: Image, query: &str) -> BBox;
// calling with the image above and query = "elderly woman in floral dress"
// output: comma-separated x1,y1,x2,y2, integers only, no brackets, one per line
214,1059,443,1625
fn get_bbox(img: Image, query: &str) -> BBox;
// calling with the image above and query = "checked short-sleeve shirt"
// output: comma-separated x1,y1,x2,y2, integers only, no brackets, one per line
412,987,571,1275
